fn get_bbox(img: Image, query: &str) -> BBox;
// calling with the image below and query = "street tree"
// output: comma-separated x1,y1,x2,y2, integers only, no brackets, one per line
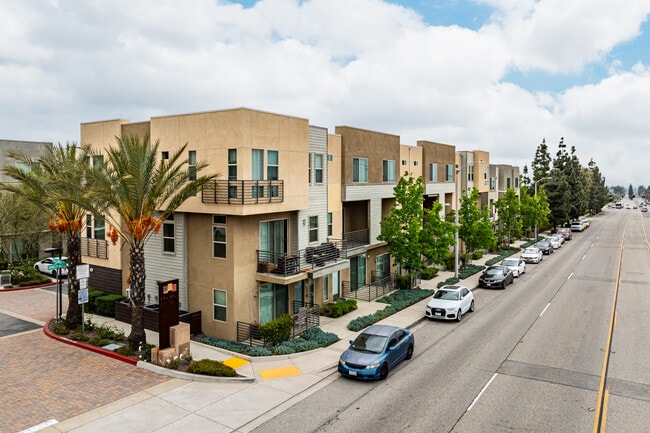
494,188,522,248
1,143,90,328
457,187,496,257
378,173,455,288
519,185,550,238
0,192,49,263
85,134,218,350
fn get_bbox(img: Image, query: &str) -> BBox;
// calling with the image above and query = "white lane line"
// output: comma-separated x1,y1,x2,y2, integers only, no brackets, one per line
468,373,498,411
568,272,574,280
581,254,587,261
540,303,551,316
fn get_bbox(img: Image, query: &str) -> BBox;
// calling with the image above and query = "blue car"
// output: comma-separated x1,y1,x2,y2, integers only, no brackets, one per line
338,324,414,380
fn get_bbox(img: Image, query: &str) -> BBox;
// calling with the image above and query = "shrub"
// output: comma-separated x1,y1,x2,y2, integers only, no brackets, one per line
94,294,125,317
420,267,439,280
187,359,237,377
437,277,460,288
51,322,70,335
87,288,105,313
258,314,293,346
97,323,126,341
246,346,273,356
395,274,413,290
138,343,156,362
459,264,485,279
320,298,357,318
115,345,135,357
347,289,434,331
471,250,484,260
87,336,110,347
195,337,250,354
442,254,456,271
301,327,338,346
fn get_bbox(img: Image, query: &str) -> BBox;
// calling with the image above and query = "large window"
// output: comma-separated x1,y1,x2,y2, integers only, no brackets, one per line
252,149,264,198
163,214,175,253
85,215,105,239
309,216,318,243
349,255,366,291
314,154,323,184
446,164,453,182
188,151,197,180
375,254,390,280
468,165,474,181
353,158,368,183
382,160,395,182
213,289,227,322
228,149,237,180
429,163,438,182
212,215,226,258
259,283,288,324
260,219,286,254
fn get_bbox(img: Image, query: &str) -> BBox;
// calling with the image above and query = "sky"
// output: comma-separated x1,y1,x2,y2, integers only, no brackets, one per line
2,0,650,188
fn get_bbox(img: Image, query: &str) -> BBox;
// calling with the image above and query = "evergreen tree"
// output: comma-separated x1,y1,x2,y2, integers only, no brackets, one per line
531,139,552,185
628,184,635,199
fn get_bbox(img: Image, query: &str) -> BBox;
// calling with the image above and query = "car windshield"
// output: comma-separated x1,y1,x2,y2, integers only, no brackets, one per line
352,333,388,354
501,259,517,266
486,268,503,276
524,248,537,254
433,290,460,301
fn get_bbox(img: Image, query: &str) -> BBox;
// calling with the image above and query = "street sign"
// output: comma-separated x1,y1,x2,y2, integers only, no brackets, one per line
47,259,66,270
78,288,89,304
76,264,90,279
79,278,87,290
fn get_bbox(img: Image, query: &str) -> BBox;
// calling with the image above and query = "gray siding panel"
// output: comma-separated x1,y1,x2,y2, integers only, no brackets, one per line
298,126,329,251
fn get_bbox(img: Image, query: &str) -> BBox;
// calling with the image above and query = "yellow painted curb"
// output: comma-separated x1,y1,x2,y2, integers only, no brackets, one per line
259,365,302,380
222,357,250,369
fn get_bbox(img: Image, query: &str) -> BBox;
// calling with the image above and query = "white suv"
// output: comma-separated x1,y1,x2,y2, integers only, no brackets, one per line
570,221,584,232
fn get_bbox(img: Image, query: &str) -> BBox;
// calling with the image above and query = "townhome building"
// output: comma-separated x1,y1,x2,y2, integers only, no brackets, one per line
488,164,521,219
79,109,467,342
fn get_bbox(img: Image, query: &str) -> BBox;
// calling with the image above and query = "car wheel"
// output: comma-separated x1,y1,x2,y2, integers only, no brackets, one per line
456,309,462,322
406,344,414,360
380,363,389,380
469,300,475,312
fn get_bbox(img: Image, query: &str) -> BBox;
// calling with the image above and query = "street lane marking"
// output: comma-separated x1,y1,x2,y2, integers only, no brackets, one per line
581,254,587,261
467,373,497,411
568,272,574,280
259,365,302,380
540,303,551,316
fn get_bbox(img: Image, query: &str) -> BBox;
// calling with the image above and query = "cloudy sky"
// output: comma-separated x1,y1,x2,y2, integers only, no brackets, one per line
2,0,650,188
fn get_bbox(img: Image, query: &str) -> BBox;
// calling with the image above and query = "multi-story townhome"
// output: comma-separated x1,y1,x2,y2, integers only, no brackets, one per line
334,126,408,295
457,150,490,208
81,108,348,341
488,164,521,219
0,139,51,260
417,141,456,217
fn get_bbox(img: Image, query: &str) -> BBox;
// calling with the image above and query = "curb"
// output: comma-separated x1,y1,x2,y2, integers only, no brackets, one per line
137,360,255,383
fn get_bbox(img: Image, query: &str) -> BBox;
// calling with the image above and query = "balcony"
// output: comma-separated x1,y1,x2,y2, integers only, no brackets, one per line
257,242,344,278
329,228,370,258
202,179,284,205
81,238,108,259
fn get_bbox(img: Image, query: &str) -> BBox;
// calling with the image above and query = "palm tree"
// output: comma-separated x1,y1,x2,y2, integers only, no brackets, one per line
85,134,218,350
1,143,90,328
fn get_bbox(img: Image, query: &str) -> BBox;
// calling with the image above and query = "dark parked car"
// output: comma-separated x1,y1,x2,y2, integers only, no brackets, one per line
338,325,414,380
478,265,514,289
536,240,554,255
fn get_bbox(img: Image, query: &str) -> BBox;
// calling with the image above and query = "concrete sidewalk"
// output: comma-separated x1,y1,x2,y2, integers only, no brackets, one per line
39,245,525,433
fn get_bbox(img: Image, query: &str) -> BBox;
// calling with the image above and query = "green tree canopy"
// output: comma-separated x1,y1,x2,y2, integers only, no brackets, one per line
458,187,496,253
494,188,522,248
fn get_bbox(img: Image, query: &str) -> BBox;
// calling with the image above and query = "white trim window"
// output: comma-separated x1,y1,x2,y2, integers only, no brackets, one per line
162,214,175,253
309,216,319,243
382,160,395,182
353,157,368,183
213,289,227,322
212,215,227,258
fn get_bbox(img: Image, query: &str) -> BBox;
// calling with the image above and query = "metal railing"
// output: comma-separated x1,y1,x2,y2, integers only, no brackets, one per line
341,274,396,302
202,179,284,205
257,241,343,276
329,229,370,258
81,238,108,259
236,321,265,347
292,300,320,337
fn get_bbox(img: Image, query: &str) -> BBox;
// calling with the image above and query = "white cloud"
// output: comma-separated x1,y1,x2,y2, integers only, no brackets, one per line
1,0,649,187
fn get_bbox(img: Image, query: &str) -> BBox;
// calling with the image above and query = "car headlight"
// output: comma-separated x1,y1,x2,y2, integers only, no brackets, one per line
339,359,346,367
365,363,381,369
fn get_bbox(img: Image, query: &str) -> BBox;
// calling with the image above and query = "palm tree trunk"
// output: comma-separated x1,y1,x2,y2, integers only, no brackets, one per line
65,232,83,328
127,245,147,350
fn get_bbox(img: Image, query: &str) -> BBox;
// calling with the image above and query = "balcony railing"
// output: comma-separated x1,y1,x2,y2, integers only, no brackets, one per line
202,179,284,205
257,242,343,277
341,274,397,302
328,228,370,258
81,238,108,259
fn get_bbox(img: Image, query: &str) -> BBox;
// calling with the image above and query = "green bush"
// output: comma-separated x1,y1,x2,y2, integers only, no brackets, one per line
258,314,294,346
420,267,439,280
87,336,110,347
97,323,125,341
187,359,237,377
195,337,250,353
95,294,126,317
471,250,484,260
347,289,434,332
139,343,156,362
51,322,70,335
485,250,517,266
437,277,460,288
115,345,135,357
87,288,105,313
301,327,338,346
459,264,485,279
320,298,357,318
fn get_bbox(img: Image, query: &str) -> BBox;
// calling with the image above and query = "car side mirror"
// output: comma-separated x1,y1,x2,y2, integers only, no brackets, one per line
349,340,354,346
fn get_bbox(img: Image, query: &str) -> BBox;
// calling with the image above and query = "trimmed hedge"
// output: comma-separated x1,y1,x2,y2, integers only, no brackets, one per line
420,267,439,280
320,298,357,318
258,313,293,346
187,359,237,377
95,294,126,317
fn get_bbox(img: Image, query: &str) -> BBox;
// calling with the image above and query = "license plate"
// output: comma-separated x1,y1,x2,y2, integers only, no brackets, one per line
435,312,442,316
349,371,357,376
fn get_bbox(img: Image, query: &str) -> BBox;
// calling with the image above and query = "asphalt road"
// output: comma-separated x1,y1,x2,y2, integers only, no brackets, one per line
253,208,650,433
